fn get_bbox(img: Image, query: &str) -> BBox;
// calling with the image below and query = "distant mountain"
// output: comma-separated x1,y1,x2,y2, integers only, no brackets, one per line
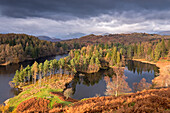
38,36,62,42
158,31,170,35
59,33,86,39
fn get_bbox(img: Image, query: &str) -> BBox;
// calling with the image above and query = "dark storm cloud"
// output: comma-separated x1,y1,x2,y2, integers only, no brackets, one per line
0,0,170,20
0,0,170,37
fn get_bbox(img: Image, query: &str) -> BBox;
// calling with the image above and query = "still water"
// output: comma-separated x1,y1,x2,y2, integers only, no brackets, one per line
0,54,67,104
0,55,159,104
68,60,159,99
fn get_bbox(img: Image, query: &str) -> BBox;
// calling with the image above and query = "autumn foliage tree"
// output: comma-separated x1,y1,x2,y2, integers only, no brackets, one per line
133,78,152,92
104,68,131,96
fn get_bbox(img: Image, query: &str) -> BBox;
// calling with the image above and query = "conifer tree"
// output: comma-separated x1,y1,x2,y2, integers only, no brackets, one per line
155,43,161,61
23,69,27,84
20,65,23,71
117,51,120,65
137,44,141,58
38,63,43,86
127,47,132,59
43,60,49,79
120,48,123,55
95,57,101,70
49,60,54,78
25,65,31,83
53,59,58,75
32,61,38,84
27,70,31,84
161,39,166,57
59,58,65,75
13,70,20,86
19,70,24,84
112,47,117,62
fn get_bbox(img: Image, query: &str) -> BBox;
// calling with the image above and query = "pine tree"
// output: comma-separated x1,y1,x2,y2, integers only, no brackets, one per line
89,56,95,71
23,69,27,84
43,60,49,79
146,46,152,60
13,70,20,86
105,52,111,61
147,47,152,55
59,58,65,75
83,57,87,71
141,44,144,58
32,61,38,84
151,50,154,61
117,51,120,65
137,44,141,58
161,39,166,57
49,60,54,78
70,59,76,74
112,47,117,62
20,65,23,71
19,70,24,84
95,57,101,71
38,63,43,86
133,43,137,56
27,70,31,84
127,47,132,59
53,59,58,75
155,43,161,61
120,48,123,55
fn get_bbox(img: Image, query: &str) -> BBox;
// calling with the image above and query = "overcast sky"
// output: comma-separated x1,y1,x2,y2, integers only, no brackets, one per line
0,0,170,38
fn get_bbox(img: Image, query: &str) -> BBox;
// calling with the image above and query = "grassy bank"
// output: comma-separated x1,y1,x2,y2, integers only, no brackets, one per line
5,74,74,112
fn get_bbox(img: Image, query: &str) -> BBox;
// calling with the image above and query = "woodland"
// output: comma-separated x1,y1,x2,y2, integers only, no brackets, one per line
0,33,170,113
0,33,81,65
12,38,169,87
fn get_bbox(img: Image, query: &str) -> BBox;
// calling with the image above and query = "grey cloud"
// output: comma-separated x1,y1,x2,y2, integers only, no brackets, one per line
0,0,170,38
0,0,170,20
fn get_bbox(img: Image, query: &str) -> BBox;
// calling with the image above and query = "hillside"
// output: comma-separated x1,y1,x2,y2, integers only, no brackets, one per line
38,36,62,42
50,88,170,113
62,33,170,46
1,33,169,65
0,33,69,65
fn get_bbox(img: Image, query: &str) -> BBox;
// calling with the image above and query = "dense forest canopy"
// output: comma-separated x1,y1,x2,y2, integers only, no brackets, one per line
0,33,77,64
12,38,170,87
0,33,169,65
62,33,170,46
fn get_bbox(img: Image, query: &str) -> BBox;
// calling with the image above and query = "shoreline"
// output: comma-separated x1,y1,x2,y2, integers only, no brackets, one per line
0,61,11,66
132,59,156,65
0,52,68,66
132,58,170,68
3,59,170,111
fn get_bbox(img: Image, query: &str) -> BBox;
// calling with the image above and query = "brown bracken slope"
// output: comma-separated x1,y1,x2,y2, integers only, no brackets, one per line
62,33,170,46
50,88,170,113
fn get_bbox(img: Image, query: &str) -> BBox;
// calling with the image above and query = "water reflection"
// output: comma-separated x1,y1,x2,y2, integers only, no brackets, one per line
0,58,159,103
68,60,159,100
126,60,159,77
0,54,67,104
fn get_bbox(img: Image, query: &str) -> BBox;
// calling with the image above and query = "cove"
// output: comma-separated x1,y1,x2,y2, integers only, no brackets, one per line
67,60,159,100
0,55,159,104
0,54,67,104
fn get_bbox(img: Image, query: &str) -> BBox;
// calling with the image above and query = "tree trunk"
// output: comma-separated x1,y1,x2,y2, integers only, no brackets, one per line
116,74,119,97
39,73,42,87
